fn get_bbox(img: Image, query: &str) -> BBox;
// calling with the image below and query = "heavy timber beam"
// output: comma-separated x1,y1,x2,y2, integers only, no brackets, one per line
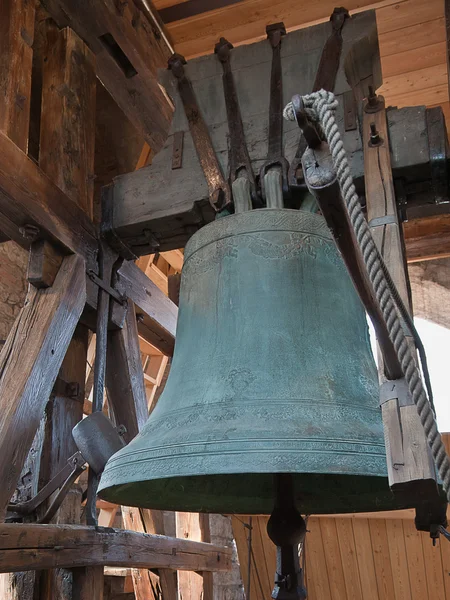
0,254,86,518
106,302,178,599
41,0,174,153
0,524,232,573
0,129,177,351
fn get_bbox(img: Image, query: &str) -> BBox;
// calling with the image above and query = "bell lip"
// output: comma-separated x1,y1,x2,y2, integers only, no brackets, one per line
98,470,416,515
183,208,334,263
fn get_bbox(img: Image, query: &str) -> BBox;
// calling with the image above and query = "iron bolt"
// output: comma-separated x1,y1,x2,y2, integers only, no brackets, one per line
367,86,378,107
19,223,40,241
369,122,381,146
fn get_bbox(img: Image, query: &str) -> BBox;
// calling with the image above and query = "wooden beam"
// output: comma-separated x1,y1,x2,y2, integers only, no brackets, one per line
164,0,391,59
106,302,178,600
39,25,96,218
0,128,97,264
363,96,437,495
0,524,232,572
41,0,174,153
0,128,177,346
114,260,178,356
446,0,450,100
0,0,35,150
0,254,86,518
405,214,450,262
72,567,104,600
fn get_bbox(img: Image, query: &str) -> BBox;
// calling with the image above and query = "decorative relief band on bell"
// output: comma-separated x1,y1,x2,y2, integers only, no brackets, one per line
184,208,334,260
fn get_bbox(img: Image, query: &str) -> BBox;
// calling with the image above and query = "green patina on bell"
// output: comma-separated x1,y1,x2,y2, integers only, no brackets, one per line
99,208,404,514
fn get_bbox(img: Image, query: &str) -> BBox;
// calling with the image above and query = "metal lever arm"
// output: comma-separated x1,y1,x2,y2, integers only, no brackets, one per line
169,53,232,212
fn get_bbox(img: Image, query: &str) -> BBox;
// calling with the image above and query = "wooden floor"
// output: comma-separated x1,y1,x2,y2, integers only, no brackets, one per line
231,435,450,600
154,0,450,125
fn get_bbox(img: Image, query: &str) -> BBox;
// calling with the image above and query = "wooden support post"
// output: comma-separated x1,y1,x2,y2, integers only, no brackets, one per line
177,513,214,600
73,567,104,600
39,24,96,218
36,22,97,600
0,0,35,151
106,303,178,600
363,95,437,496
0,253,86,517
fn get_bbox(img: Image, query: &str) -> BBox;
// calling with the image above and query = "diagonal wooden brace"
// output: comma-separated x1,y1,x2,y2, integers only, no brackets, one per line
0,254,86,519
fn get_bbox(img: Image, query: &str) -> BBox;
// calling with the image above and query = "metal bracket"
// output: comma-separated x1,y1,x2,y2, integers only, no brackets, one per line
51,376,81,401
379,378,412,407
87,269,126,305
7,451,86,520
426,106,449,204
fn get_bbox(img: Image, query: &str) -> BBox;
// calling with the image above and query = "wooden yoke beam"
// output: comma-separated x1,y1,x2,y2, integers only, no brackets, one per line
363,94,438,502
0,254,86,519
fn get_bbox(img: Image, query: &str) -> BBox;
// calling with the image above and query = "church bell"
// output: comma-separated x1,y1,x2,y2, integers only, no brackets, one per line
99,208,398,515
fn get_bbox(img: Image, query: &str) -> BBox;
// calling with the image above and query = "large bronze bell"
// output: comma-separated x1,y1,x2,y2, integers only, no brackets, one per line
99,208,400,515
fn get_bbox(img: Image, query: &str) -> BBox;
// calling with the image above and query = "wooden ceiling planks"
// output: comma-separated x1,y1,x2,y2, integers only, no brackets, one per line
154,0,449,124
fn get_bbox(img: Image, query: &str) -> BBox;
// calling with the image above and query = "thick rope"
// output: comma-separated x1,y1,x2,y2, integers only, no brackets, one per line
284,90,450,500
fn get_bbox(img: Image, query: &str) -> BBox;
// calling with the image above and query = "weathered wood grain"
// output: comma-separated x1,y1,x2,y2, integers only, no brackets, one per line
72,567,104,600
363,97,437,494
106,302,178,600
0,254,86,518
404,214,450,262
41,0,174,153
28,239,64,289
107,11,380,253
0,129,97,264
0,0,35,150
0,523,232,572
40,25,96,217
114,260,178,355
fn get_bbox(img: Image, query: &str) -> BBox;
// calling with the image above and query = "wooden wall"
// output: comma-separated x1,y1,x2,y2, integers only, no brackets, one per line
232,433,450,600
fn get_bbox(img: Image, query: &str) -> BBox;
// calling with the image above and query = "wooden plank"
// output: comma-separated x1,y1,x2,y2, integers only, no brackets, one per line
28,239,64,289
122,508,159,600
0,129,97,263
404,214,450,262
167,0,392,59
231,516,262,600
402,520,428,600
161,249,184,272
381,42,446,78
352,519,379,600
368,520,396,600
319,518,347,600
376,0,444,35
385,520,412,600
378,17,445,57
0,523,233,572
385,83,449,108
0,254,86,518
36,24,97,597
114,260,178,356
177,513,207,599
335,519,363,600
105,303,178,600
421,530,446,600
42,0,173,153
363,96,437,492
0,0,35,150
305,517,331,600
39,26,96,217
72,567,104,600
379,63,448,99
